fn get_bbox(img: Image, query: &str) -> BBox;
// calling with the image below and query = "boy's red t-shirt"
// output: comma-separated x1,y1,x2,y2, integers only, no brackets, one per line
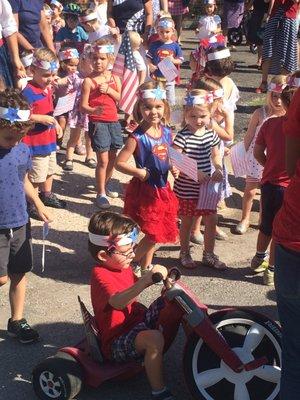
273,89,300,252
255,116,290,188
90,265,146,359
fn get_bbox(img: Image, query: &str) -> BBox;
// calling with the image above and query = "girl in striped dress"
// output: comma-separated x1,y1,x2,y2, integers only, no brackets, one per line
173,89,227,271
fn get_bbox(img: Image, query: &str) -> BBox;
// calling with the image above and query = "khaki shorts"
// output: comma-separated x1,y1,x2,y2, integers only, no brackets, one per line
29,152,56,183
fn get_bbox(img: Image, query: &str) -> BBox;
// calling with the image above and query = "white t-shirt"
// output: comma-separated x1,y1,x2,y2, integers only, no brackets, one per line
0,0,17,40
94,3,108,26
133,50,147,71
197,15,221,40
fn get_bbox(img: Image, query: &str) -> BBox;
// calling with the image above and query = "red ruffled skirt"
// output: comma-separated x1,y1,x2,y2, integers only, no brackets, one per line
124,178,179,243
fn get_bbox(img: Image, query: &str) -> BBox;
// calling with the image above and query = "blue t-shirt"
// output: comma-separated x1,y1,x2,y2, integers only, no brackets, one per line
9,0,43,48
147,41,183,79
0,143,31,229
55,26,88,42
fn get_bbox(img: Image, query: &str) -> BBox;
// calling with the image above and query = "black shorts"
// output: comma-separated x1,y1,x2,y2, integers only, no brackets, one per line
260,183,285,237
0,223,33,277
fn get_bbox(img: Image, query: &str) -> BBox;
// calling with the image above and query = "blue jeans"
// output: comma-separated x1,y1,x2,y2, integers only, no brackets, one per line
275,244,300,400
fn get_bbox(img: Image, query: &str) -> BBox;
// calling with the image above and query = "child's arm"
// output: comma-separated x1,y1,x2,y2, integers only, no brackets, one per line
30,114,63,139
211,106,234,142
99,75,121,102
115,137,150,181
109,265,167,309
210,145,223,182
138,70,146,85
254,143,266,166
24,174,53,222
189,52,197,72
243,108,260,151
80,78,102,115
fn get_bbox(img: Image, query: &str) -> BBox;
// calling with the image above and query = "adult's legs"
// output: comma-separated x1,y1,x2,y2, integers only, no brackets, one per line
172,14,183,42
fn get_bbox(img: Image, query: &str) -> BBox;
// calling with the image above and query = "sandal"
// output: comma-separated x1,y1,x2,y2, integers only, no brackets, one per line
202,252,227,270
85,158,97,169
255,81,268,94
180,251,197,269
62,160,73,171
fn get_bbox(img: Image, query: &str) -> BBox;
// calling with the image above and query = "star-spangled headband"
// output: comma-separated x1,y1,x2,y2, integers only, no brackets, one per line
139,87,167,100
268,82,287,93
212,88,224,99
207,48,231,61
287,76,300,88
0,106,31,123
50,0,63,10
32,56,59,71
58,48,79,61
21,53,33,67
184,93,214,106
92,44,115,54
79,12,98,23
204,0,216,4
88,227,139,248
157,19,174,29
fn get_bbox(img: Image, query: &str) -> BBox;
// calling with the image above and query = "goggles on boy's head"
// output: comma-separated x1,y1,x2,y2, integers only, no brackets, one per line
184,92,214,106
79,13,98,23
0,106,31,123
32,56,59,72
50,0,63,10
58,48,79,61
207,48,231,61
21,53,33,68
88,227,139,249
157,19,174,29
211,88,224,99
268,82,287,93
91,44,115,54
287,76,300,88
139,87,167,101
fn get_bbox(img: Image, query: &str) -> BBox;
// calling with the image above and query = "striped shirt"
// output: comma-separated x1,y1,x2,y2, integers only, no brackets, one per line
173,127,220,199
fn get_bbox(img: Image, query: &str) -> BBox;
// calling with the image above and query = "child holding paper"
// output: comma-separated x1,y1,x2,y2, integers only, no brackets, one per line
173,89,227,271
115,81,179,276
147,17,183,106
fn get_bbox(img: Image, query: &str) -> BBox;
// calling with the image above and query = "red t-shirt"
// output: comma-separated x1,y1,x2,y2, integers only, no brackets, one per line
271,0,299,19
255,116,290,188
90,265,146,359
88,75,118,123
273,89,300,251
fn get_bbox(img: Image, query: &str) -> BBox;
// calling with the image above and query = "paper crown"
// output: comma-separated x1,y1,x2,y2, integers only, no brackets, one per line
21,53,33,68
139,87,167,101
204,0,216,4
212,88,224,99
88,227,139,248
287,76,300,88
184,92,214,106
79,12,98,23
58,48,79,61
207,48,231,61
50,0,63,10
0,106,31,123
268,82,287,93
32,56,59,71
91,44,115,54
157,19,174,29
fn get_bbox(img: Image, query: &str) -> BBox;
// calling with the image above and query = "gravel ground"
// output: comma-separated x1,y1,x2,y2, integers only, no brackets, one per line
0,30,277,400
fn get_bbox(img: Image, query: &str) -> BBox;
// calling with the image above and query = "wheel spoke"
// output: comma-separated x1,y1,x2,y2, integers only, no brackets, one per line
242,323,265,353
254,365,281,383
234,382,250,400
195,368,225,388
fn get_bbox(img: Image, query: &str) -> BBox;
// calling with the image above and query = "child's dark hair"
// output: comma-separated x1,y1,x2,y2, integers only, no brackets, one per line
88,211,138,260
193,76,223,91
0,88,34,130
281,70,300,108
205,46,234,78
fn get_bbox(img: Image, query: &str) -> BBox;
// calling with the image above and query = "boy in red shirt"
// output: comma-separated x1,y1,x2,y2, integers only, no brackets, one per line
252,82,291,286
89,211,174,400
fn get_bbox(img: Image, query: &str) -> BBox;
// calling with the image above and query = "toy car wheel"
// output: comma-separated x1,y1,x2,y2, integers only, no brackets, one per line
32,352,83,400
228,28,243,45
183,310,281,400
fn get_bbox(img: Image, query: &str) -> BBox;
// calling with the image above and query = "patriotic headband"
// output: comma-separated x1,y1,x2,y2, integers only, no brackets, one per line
184,93,214,106
79,13,98,23
139,87,167,100
50,0,63,10
58,48,79,61
158,19,174,29
268,82,287,93
21,53,33,68
287,76,300,88
212,88,224,99
32,56,59,71
92,44,115,54
88,227,139,248
204,0,216,4
0,106,31,123
207,48,231,61
44,8,53,17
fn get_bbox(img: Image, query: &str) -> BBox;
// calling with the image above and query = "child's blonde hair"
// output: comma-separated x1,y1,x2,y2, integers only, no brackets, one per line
33,47,57,63
133,81,170,125
266,75,287,109
128,31,142,50
281,70,300,109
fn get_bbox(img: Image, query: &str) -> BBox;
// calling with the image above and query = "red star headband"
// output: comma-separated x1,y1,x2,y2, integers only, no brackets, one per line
88,227,139,248
58,48,79,61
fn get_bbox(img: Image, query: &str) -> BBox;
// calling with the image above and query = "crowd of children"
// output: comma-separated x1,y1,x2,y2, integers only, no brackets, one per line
1,0,300,398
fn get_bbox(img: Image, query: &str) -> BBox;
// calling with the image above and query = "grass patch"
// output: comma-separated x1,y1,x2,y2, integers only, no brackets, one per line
242,96,265,107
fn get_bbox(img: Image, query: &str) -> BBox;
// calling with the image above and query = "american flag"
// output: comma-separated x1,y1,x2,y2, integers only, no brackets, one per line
197,180,222,210
230,141,248,178
112,30,139,114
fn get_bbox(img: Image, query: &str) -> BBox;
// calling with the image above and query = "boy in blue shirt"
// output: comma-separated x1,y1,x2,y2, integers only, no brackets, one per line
55,3,88,43
0,88,52,343
147,17,184,106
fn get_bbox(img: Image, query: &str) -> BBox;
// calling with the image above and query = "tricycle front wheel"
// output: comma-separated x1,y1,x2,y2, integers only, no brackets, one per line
183,310,281,400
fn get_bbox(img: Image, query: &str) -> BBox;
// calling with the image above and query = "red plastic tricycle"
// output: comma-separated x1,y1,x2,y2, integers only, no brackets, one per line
32,268,282,400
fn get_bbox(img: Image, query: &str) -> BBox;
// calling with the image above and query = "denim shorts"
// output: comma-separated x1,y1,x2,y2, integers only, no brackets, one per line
260,182,285,236
89,121,123,153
